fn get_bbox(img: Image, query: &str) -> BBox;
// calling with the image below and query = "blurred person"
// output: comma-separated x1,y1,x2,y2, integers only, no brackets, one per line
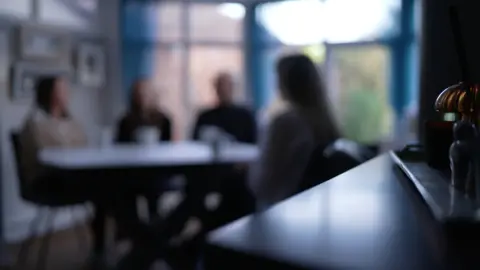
117,79,172,144
262,94,289,122
258,93,289,141
248,54,340,209
18,77,107,261
115,79,173,224
115,75,259,270
192,72,257,144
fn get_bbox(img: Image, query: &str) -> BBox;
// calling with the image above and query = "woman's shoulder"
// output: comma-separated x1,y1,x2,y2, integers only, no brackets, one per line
154,110,172,122
270,109,305,126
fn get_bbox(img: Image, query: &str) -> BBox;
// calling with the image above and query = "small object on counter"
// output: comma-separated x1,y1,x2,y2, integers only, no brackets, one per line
449,121,478,196
424,120,454,170
434,82,480,123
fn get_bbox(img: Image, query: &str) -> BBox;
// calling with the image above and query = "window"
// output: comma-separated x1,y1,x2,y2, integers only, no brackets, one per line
123,2,246,140
151,46,185,140
188,47,244,109
189,3,244,42
252,0,413,147
156,2,183,42
326,45,393,144
256,0,401,45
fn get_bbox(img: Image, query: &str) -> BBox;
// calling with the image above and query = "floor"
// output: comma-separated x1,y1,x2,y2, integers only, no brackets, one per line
6,224,104,270
3,191,212,270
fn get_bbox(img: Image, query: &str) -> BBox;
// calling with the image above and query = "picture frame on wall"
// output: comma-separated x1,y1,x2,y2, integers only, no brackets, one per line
11,62,70,101
19,25,70,62
76,43,106,88
39,0,99,31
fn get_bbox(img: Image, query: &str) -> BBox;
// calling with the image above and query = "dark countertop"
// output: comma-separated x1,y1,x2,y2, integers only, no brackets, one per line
205,154,445,270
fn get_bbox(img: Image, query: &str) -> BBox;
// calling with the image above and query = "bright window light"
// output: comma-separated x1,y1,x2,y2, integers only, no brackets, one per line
258,0,325,45
217,3,245,20
258,0,400,45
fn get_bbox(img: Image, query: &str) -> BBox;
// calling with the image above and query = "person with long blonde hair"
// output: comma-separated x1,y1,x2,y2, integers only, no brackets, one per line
249,54,340,208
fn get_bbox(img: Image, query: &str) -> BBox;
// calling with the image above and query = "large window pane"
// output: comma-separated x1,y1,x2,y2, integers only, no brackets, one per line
151,46,185,140
188,46,244,111
256,0,401,45
189,3,244,42
156,2,183,42
123,2,182,41
326,45,393,144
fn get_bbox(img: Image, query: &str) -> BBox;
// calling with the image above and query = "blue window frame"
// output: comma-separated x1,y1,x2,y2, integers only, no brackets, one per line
120,0,418,142
247,0,418,143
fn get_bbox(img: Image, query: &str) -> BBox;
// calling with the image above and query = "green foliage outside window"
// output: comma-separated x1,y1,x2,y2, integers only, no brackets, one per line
331,46,393,144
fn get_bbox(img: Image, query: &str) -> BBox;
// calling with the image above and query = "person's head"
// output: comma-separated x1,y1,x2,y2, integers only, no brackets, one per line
276,54,340,141
276,54,324,108
129,78,152,113
35,76,69,117
213,72,234,105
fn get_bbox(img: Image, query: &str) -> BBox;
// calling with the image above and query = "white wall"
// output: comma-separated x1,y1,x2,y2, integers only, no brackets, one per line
0,0,121,243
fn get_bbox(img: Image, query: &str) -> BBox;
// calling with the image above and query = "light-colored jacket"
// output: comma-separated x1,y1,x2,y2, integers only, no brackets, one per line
19,108,87,185
249,107,317,209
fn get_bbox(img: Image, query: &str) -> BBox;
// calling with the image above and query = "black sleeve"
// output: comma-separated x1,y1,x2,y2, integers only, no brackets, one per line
192,113,205,141
245,110,258,144
116,117,130,143
161,116,172,141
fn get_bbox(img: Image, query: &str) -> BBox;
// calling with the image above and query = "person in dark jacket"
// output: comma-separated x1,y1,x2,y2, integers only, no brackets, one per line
116,79,173,220
115,74,258,270
192,72,257,143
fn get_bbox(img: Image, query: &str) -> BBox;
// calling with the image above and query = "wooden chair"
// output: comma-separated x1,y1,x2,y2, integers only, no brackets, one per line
10,132,89,270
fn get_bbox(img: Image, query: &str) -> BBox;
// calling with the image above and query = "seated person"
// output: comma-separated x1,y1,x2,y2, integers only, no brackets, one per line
192,72,257,144
19,77,107,261
248,54,340,209
116,76,258,270
190,72,256,214
117,79,172,143
116,78,172,220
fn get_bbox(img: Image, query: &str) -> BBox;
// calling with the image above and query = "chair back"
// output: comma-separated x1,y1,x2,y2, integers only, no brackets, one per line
323,139,376,178
10,132,30,200
324,139,375,162
297,143,331,192
298,139,376,192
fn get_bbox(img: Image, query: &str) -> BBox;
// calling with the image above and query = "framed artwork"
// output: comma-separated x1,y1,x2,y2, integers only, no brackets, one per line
19,25,70,62
39,0,99,30
11,62,70,101
76,43,106,88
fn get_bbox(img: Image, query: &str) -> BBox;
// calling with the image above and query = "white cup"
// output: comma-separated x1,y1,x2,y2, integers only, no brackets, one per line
99,126,113,148
135,127,160,145
200,126,222,143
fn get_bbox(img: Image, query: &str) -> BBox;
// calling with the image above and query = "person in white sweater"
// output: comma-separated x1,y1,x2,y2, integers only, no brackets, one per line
249,54,340,209
18,77,108,263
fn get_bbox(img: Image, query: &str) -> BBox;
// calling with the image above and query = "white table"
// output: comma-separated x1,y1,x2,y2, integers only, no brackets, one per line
39,142,259,170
